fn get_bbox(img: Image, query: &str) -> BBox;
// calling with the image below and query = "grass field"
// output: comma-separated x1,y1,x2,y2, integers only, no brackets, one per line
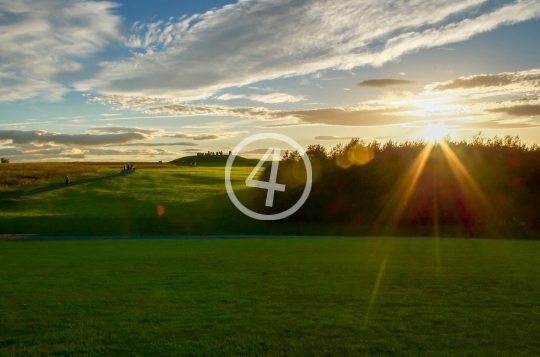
1,238,539,356
0,163,122,189
0,161,323,236
1,161,539,355
0,162,173,198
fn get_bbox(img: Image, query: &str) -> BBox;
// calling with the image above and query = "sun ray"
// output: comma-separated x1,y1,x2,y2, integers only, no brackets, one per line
439,141,489,206
364,254,389,326
372,144,434,235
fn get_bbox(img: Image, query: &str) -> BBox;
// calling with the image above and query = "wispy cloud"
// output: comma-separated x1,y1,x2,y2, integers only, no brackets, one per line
357,79,418,88
0,146,177,161
487,105,540,117
93,71,540,132
87,126,164,135
216,92,305,104
0,0,121,102
423,69,540,120
0,130,149,147
426,69,540,92
164,133,227,141
109,142,198,147
145,103,418,127
315,136,355,141
76,0,540,99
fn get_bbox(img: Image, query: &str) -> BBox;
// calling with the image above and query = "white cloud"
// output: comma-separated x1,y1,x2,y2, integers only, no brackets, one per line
378,91,415,101
60,148,88,156
357,79,418,88
164,133,227,141
0,146,177,161
144,103,419,127
87,126,164,135
216,92,305,104
425,68,540,93
76,0,540,100
0,130,150,146
0,0,121,101
108,142,198,147
315,136,355,141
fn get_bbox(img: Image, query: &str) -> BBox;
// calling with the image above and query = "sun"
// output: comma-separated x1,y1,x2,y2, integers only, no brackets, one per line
418,123,450,142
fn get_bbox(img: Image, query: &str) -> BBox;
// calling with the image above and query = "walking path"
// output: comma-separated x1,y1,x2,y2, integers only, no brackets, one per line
0,169,134,200
0,235,498,241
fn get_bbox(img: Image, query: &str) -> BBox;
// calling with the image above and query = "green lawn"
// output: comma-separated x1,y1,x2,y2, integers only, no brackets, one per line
0,238,539,356
0,164,327,236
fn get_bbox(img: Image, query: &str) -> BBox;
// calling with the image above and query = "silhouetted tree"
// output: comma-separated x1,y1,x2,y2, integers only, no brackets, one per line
255,135,540,239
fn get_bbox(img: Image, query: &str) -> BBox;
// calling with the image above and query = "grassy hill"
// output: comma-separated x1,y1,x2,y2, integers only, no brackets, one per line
0,165,300,236
170,155,262,167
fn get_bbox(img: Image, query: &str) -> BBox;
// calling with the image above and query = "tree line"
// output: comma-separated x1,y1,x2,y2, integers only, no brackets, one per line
256,134,540,239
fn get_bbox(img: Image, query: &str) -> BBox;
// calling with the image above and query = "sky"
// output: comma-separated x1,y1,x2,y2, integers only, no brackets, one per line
1,0,540,162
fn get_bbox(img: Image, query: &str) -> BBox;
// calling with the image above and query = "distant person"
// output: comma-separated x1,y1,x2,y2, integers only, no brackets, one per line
123,164,126,170
65,176,70,186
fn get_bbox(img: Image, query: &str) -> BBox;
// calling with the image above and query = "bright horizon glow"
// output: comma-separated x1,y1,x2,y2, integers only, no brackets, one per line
1,0,540,162
418,123,450,142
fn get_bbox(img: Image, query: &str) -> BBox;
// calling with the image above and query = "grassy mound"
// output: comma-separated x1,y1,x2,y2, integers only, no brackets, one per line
170,155,260,167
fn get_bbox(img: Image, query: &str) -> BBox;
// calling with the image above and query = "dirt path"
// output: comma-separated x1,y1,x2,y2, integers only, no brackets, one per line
0,169,134,200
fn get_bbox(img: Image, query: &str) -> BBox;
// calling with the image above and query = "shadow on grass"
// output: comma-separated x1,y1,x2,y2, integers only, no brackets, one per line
0,185,327,236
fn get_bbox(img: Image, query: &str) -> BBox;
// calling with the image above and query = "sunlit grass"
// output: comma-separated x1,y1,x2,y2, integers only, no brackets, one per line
0,162,172,189
0,165,284,236
1,238,539,356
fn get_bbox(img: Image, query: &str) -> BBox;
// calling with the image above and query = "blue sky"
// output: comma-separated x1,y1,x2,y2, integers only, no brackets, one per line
1,0,540,161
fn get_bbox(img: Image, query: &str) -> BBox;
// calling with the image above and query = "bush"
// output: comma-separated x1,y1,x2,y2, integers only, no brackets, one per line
256,134,540,238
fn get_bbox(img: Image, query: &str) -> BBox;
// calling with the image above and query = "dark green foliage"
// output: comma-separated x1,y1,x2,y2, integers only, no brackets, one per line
170,155,262,167
258,135,540,238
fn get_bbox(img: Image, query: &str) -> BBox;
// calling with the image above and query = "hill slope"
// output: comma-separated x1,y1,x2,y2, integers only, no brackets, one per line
170,155,261,167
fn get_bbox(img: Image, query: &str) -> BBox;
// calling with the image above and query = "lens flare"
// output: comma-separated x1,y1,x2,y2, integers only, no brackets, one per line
157,205,165,216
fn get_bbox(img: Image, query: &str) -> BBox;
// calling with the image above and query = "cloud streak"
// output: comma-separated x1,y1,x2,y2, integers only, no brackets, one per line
0,146,177,161
76,0,540,99
0,130,149,146
164,133,227,141
0,0,121,101
109,142,198,147
487,105,540,117
357,79,418,88
315,136,355,140
426,69,540,92
87,127,163,135
216,92,305,104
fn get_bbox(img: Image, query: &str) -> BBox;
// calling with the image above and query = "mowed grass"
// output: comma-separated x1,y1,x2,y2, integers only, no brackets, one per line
0,238,539,356
0,165,322,236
